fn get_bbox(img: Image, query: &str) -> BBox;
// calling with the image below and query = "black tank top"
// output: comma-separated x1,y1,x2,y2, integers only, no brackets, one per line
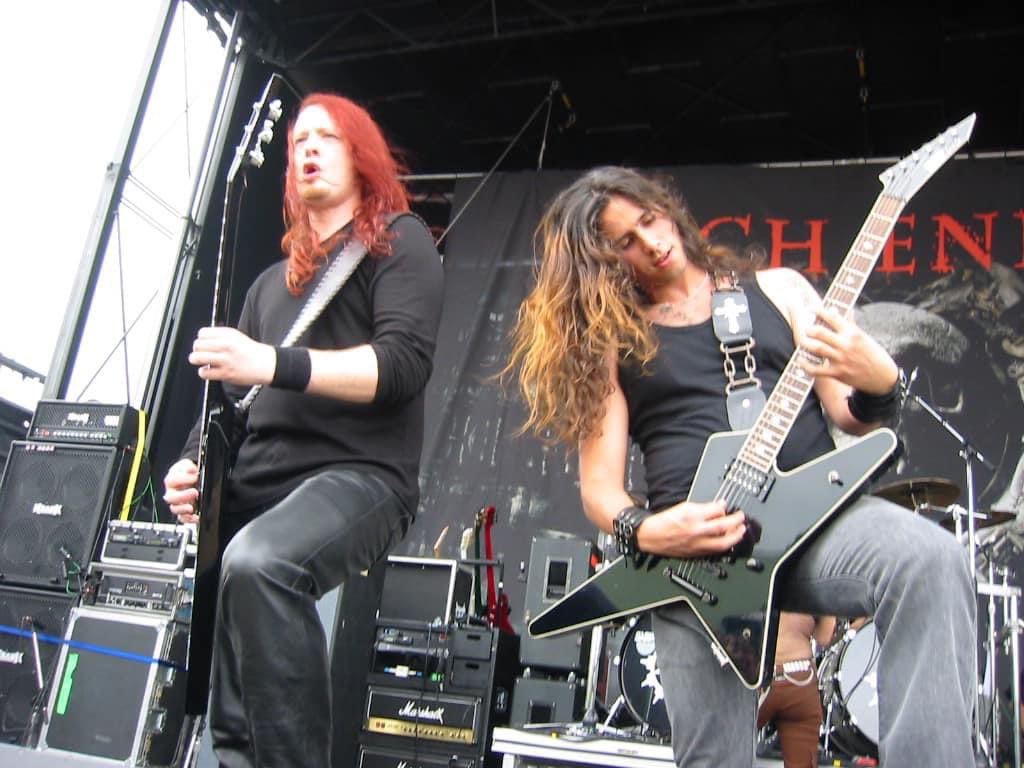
619,276,836,511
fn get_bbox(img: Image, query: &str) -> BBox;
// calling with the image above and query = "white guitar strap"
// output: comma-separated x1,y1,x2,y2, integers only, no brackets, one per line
235,236,368,414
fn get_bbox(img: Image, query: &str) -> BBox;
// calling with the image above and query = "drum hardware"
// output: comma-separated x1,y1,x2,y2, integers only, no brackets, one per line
562,535,640,740
817,620,880,761
977,573,1022,768
941,505,1017,535
907,386,999,765
872,476,961,511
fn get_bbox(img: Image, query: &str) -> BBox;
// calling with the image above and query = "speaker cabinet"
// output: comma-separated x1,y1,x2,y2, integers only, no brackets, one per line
331,560,389,768
358,744,479,767
519,534,596,672
0,441,129,591
378,556,472,626
0,586,75,745
38,607,190,765
509,676,586,727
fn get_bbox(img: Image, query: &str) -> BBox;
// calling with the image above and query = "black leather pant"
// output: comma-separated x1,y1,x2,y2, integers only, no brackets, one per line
209,469,411,768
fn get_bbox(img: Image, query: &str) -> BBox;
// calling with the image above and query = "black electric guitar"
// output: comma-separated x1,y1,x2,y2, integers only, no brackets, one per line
529,114,976,690
185,76,284,715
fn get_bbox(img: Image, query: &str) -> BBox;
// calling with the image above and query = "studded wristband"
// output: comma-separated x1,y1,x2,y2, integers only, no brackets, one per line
613,505,652,565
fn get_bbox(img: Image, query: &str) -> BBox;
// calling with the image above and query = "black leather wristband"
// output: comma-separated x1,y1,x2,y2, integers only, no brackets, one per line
847,371,903,423
613,505,652,565
271,346,312,391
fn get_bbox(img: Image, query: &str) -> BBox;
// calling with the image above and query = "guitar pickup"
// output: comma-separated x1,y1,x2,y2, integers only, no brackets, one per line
664,568,718,605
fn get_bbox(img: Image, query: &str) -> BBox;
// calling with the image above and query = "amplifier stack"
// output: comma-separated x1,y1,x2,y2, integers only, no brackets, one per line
0,400,142,750
353,556,518,768
33,519,194,766
0,397,196,766
511,533,596,728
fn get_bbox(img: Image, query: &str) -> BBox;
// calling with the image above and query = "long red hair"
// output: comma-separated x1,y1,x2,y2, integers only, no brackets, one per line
281,92,410,294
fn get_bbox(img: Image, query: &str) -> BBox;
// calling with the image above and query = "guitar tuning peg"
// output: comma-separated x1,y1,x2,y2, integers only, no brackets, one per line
258,123,274,145
268,99,283,121
248,147,265,167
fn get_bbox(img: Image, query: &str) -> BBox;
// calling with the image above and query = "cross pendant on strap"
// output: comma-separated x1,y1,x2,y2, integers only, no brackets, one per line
711,273,766,430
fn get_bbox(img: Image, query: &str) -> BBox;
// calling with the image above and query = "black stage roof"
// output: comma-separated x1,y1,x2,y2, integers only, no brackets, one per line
189,1,1023,173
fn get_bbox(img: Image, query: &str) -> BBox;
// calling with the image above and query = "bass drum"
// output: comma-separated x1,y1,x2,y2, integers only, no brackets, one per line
819,620,881,759
612,613,672,740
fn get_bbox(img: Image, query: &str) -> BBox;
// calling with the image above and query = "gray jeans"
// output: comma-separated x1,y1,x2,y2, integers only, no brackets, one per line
652,493,977,767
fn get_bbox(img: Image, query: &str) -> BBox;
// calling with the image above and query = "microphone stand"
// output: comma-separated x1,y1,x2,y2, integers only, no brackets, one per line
909,390,996,763
21,615,48,746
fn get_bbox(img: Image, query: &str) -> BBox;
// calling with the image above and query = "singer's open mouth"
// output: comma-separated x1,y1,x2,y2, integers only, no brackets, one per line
303,162,320,176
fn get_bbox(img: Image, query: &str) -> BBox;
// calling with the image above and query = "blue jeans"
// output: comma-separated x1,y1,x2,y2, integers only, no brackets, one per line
209,469,412,768
652,494,977,767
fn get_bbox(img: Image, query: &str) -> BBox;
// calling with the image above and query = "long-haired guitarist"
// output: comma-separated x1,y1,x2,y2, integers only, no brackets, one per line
506,166,975,766
162,92,443,768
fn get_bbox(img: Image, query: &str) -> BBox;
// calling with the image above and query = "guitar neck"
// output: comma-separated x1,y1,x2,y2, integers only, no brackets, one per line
736,192,904,475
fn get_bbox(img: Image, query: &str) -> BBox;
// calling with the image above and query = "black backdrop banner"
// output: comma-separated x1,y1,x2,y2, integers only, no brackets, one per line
404,159,1024,630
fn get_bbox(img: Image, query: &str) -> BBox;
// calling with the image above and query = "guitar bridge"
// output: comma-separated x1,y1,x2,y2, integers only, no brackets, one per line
663,567,718,605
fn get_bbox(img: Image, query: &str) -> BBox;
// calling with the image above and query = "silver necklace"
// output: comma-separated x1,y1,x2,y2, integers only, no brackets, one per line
655,272,710,320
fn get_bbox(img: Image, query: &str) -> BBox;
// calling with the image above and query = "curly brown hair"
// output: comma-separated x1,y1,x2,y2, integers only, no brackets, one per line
506,166,750,447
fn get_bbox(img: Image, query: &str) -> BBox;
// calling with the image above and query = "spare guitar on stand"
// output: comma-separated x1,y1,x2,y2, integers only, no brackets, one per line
185,75,284,716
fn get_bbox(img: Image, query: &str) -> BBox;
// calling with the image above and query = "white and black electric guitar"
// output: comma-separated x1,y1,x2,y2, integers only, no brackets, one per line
185,76,284,715
529,114,976,689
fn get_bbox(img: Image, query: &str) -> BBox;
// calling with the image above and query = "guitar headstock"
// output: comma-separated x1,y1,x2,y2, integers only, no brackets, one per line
879,113,976,201
226,73,286,184
476,504,497,527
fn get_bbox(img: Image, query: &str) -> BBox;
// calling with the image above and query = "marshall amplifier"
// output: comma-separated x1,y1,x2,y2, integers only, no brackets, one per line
28,400,140,449
363,686,483,748
358,743,478,768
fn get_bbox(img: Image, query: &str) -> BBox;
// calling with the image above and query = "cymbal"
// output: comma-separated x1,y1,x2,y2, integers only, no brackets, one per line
872,477,961,510
940,509,1017,533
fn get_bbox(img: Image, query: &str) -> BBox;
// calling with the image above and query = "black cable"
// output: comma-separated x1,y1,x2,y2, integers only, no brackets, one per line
435,81,559,247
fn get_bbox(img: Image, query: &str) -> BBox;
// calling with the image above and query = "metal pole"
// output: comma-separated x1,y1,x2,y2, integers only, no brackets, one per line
42,0,178,401
141,11,247,438
1011,593,1021,768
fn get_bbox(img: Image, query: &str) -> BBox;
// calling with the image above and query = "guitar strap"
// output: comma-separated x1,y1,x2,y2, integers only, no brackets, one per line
710,272,766,430
235,234,369,414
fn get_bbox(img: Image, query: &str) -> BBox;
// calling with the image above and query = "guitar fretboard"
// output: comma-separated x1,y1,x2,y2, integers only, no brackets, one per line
733,192,904,477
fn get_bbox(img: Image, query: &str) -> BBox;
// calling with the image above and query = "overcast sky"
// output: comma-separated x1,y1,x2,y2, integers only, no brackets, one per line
0,1,223,408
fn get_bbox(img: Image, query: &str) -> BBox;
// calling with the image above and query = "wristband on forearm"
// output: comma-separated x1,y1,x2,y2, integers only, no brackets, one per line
613,505,653,566
270,346,311,391
847,369,904,423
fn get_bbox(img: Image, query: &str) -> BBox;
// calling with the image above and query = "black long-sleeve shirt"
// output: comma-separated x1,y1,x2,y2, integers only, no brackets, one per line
182,213,444,515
